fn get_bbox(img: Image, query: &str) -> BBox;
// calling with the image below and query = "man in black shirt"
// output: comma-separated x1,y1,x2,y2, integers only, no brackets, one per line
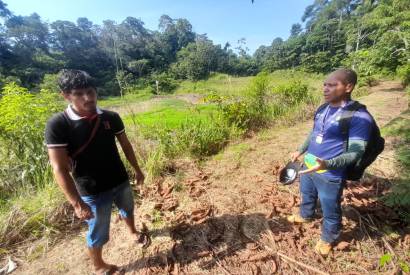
45,69,147,275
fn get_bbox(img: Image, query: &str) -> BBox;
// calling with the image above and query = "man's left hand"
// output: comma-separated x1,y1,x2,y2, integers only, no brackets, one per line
135,170,145,185
299,158,327,175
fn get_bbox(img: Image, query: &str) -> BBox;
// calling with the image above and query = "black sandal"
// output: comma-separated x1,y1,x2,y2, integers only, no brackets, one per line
136,231,151,249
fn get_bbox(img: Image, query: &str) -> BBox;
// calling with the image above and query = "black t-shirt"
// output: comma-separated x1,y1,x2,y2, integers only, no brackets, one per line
45,106,129,196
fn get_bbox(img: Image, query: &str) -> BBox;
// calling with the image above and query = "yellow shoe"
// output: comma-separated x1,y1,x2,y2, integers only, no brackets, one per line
287,214,310,223
314,240,332,255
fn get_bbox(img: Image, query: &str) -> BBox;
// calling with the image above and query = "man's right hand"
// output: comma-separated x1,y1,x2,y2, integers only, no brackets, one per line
134,169,145,186
290,151,302,162
73,200,94,220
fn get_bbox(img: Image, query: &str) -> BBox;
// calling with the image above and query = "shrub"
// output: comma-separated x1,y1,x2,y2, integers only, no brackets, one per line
357,75,379,88
397,64,410,87
177,117,231,157
272,80,309,105
0,83,63,192
150,72,179,94
39,73,60,92
343,49,379,77
0,83,69,251
140,115,231,160
206,72,271,130
270,80,311,118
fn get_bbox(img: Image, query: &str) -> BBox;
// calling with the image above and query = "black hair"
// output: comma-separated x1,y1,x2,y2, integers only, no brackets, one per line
57,69,96,94
333,68,358,86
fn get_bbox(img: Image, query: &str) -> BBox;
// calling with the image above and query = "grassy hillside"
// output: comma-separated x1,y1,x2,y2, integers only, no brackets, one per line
175,71,323,96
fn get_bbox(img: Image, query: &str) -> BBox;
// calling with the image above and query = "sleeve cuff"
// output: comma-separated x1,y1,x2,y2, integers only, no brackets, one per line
47,143,68,148
115,129,125,135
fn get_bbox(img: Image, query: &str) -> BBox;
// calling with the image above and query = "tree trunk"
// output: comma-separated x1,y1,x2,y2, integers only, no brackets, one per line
394,26,409,62
355,26,362,52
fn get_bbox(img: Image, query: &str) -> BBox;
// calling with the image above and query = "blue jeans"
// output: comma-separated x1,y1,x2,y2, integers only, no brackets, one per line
81,181,134,247
299,172,344,243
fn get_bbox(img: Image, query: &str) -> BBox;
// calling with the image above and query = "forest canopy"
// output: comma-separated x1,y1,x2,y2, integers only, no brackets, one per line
0,0,409,95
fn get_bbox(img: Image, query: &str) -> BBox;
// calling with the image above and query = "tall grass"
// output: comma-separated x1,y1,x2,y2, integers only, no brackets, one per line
0,83,63,191
0,183,74,256
0,83,68,255
124,111,239,181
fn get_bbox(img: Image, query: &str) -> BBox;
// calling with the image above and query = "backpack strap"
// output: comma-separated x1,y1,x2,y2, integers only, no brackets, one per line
339,101,366,152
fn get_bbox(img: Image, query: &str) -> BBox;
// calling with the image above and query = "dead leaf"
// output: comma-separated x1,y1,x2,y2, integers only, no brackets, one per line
154,203,163,210
266,208,277,219
197,250,211,257
160,184,174,197
242,252,271,262
271,258,278,273
250,263,261,275
186,178,200,185
260,197,269,204
164,200,179,211
191,206,212,221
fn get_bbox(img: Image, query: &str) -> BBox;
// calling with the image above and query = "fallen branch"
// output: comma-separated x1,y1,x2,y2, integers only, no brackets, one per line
276,252,329,275
281,256,304,275
253,232,329,275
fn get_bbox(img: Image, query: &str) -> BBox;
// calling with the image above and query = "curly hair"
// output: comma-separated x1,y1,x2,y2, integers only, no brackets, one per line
57,69,96,94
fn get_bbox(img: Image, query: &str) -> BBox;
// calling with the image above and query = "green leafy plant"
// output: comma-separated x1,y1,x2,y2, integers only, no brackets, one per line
379,253,393,268
0,82,63,191
206,72,271,130
397,64,410,87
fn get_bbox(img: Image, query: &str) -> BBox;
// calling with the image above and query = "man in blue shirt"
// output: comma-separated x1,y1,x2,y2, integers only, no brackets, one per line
289,68,373,255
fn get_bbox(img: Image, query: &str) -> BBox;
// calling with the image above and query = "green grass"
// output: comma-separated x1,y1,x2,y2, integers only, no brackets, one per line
175,71,324,97
124,99,218,129
99,90,153,108
268,70,323,89
176,73,252,96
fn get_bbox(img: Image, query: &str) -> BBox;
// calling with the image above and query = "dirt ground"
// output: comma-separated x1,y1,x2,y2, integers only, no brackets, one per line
16,81,409,275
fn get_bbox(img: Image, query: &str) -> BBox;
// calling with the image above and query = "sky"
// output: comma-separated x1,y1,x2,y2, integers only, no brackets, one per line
4,0,312,54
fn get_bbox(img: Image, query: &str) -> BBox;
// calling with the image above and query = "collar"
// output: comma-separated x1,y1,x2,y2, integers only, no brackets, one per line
65,105,103,121
329,99,352,109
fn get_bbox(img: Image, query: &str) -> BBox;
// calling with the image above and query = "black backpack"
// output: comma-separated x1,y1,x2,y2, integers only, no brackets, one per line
314,101,385,181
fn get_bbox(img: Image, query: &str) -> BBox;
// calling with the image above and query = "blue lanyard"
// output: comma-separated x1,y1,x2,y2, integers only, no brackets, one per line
319,105,344,135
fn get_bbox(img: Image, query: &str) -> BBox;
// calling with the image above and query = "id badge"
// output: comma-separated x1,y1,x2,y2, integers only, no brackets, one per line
316,134,323,144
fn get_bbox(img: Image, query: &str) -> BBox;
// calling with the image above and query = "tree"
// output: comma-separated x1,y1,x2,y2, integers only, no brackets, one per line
50,18,115,93
290,23,303,37
4,13,54,85
0,0,10,18
0,1,12,76
171,39,219,80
